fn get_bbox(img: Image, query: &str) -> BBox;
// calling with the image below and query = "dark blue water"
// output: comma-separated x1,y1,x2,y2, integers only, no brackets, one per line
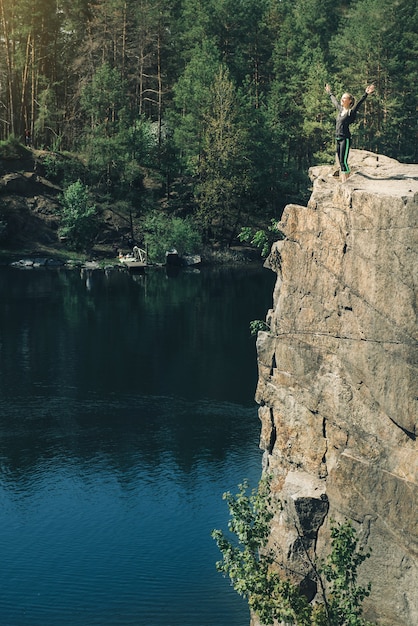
0,264,274,625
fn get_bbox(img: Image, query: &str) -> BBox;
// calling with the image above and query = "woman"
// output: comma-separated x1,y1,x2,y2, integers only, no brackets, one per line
325,83,375,182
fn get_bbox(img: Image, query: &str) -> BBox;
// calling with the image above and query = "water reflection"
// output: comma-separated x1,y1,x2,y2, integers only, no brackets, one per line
0,264,275,626
0,393,259,480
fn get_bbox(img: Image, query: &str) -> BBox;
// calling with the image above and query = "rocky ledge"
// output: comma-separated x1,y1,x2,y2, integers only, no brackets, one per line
254,150,418,626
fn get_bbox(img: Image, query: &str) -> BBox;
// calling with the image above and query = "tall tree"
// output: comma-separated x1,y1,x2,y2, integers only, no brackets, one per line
386,0,418,161
195,65,251,241
80,63,128,186
171,38,221,174
0,0,17,136
208,0,274,96
127,0,179,142
0,0,63,141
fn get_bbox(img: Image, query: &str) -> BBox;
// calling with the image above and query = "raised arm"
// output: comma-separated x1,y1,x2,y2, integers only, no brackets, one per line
352,84,375,115
325,84,340,110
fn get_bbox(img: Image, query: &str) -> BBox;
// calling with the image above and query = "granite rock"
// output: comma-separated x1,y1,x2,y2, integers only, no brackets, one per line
254,150,418,626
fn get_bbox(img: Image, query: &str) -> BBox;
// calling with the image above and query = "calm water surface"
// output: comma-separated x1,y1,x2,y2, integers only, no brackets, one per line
0,264,275,625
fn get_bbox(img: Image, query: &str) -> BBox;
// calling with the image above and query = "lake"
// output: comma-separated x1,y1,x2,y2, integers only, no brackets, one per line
0,263,275,625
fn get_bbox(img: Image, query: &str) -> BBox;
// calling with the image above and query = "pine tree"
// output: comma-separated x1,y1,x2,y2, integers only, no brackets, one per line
195,65,251,241
171,38,221,174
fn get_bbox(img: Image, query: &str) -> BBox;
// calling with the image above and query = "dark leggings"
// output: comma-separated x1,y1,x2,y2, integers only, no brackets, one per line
336,137,350,173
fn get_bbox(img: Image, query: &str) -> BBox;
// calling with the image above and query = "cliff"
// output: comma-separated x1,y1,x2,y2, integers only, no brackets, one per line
255,150,418,625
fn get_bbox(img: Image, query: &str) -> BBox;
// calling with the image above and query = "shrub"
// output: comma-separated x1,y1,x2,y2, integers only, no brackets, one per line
143,211,202,263
58,180,98,250
212,478,373,626
42,152,87,186
238,219,284,258
249,320,271,335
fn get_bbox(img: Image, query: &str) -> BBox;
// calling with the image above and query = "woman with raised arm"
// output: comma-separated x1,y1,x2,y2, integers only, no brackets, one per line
325,83,375,182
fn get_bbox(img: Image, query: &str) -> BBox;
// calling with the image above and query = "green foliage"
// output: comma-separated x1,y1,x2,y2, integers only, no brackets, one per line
79,64,156,193
58,181,98,251
142,211,202,263
320,521,372,626
171,39,221,174
80,63,126,126
212,478,312,625
34,85,60,149
42,153,87,186
212,478,374,626
250,320,271,335
193,64,253,239
239,219,283,257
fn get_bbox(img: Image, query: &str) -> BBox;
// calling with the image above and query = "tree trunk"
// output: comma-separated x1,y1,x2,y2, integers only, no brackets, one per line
0,0,15,135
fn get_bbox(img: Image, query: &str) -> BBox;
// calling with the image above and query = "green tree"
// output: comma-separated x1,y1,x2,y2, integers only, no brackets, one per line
208,0,274,92
79,62,154,193
239,219,283,258
122,0,180,145
142,211,202,263
212,478,374,626
266,3,309,196
212,478,313,625
0,0,64,141
171,38,221,174
382,0,418,162
317,522,372,626
59,180,98,250
195,65,251,241
177,0,212,57
80,62,126,131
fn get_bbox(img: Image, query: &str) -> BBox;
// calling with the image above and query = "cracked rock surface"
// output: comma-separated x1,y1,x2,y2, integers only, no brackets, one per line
254,150,418,626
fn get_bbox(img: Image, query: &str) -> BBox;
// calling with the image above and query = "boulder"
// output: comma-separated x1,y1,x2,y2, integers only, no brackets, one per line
0,172,61,195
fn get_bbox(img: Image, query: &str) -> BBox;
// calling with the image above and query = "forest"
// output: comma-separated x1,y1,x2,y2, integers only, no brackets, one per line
0,0,417,251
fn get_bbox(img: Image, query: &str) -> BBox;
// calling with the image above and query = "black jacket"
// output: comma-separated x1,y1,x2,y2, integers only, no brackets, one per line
329,92,368,139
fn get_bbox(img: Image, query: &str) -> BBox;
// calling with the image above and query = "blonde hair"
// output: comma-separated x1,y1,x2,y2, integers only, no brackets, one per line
342,92,355,108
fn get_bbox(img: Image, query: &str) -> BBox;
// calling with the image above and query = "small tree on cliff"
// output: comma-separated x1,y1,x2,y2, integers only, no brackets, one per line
212,477,373,626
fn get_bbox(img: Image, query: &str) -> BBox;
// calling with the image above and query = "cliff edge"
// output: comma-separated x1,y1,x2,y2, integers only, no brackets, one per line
255,150,418,625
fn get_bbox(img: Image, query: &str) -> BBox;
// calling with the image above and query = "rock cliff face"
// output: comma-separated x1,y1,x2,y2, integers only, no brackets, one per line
255,150,418,626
